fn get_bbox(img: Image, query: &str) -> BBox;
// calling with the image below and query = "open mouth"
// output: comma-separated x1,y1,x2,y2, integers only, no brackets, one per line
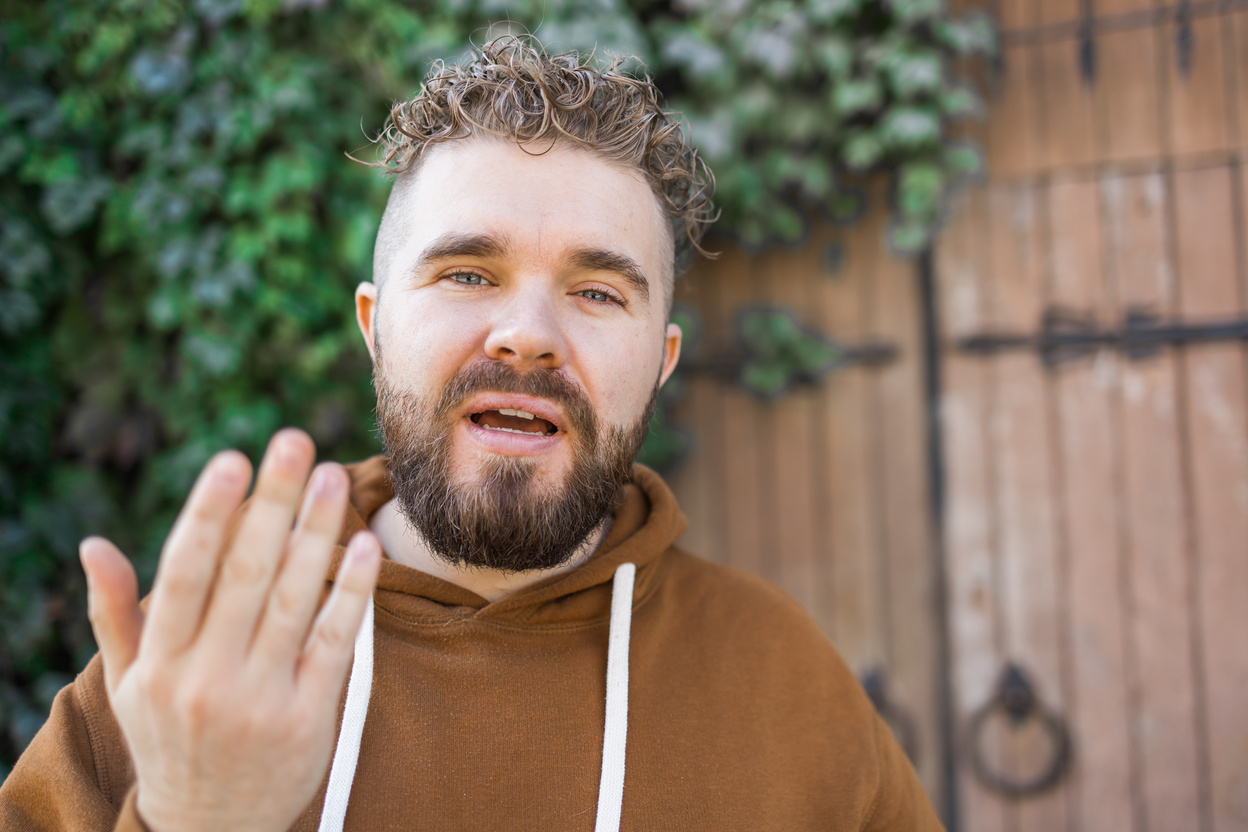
469,407,559,436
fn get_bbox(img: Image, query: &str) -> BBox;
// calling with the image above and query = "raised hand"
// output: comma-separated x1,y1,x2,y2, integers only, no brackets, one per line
79,429,382,832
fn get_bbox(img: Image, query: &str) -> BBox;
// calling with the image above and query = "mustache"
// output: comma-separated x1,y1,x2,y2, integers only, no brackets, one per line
429,360,598,440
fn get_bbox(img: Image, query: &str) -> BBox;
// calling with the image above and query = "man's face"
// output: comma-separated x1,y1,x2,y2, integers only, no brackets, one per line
355,139,682,571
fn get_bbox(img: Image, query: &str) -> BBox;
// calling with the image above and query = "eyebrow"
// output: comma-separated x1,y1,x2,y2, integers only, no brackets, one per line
410,232,512,273
411,232,652,305
567,248,651,304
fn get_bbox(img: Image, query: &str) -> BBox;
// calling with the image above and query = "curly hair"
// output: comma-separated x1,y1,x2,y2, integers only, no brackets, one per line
364,36,716,277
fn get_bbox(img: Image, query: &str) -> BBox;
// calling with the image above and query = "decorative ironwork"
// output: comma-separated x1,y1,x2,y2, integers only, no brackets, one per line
1176,0,1194,77
1079,0,1097,83
861,667,920,763
966,664,1072,799
956,307,1248,366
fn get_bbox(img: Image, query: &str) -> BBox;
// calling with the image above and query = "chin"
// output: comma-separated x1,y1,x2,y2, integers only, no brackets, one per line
452,444,574,493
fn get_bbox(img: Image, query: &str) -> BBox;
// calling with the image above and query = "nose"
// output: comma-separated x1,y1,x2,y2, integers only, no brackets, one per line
482,281,568,370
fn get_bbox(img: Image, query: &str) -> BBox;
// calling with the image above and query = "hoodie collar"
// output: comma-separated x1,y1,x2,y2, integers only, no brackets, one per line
328,456,687,627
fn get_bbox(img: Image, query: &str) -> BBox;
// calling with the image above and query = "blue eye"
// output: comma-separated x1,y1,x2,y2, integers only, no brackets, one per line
451,273,485,285
580,289,613,303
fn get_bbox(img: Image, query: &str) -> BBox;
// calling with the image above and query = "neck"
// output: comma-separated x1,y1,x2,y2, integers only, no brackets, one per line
366,497,613,602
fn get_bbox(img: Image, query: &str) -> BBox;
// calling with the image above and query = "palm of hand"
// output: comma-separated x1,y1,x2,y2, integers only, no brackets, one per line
81,430,381,832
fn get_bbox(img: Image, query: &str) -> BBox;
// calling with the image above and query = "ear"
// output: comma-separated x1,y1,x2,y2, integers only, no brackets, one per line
658,321,683,387
355,282,379,361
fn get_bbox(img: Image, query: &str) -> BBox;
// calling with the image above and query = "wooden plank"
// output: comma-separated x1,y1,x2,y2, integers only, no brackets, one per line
1163,12,1234,157
1231,11,1248,148
1097,0,1159,16
985,181,1070,832
870,217,944,808
1038,0,1081,31
1049,176,1138,832
1174,164,1248,832
1096,25,1165,165
936,184,1009,832
1040,36,1099,170
761,241,820,616
998,0,1036,33
812,216,888,674
670,260,725,563
715,249,768,580
986,43,1044,180
1101,170,1204,832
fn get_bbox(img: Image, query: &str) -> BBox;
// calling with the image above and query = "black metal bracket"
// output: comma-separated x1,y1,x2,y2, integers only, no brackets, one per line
1176,0,1194,78
956,306,1248,366
1078,0,1097,84
966,664,1072,799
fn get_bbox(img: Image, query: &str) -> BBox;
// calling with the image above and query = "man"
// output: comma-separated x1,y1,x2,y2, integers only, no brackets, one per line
0,38,942,831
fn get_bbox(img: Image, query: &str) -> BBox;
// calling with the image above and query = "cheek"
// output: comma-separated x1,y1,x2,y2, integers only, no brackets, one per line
575,323,664,422
379,300,483,383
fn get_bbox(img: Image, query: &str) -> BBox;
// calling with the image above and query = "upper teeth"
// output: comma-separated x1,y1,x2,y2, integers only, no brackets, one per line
498,408,535,420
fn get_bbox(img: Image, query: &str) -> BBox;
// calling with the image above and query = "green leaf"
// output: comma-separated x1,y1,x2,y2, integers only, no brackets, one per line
939,85,982,118
832,78,883,116
888,218,930,254
885,0,945,24
880,106,941,148
896,161,944,218
944,143,983,178
933,13,997,56
807,0,864,24
843,130,884,171
813,35,853,78
885,52,943,97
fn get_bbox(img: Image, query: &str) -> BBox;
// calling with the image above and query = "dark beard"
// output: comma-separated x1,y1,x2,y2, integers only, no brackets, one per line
373,349,658,573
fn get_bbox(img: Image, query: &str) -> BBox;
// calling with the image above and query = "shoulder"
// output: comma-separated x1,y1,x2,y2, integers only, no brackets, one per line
648,546,874,717
639,549,941,827
0,653,135,825
655,547,836,646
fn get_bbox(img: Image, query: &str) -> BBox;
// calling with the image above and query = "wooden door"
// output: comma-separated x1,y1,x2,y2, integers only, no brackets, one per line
668,207,949,816
939,2,1248,830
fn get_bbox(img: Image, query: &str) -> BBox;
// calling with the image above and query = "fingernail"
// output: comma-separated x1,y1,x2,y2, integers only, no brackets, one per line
215,454,246,486
312,466,340,498
79,541,95,583
273,429,310,466
347,533,377,562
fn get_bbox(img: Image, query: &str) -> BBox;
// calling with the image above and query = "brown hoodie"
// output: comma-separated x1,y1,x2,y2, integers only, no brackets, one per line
0,459,943,831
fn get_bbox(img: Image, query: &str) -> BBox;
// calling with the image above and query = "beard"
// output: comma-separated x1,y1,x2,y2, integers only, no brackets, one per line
373,343,659,573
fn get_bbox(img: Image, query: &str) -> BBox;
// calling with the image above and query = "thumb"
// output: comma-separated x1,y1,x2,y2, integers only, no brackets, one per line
81,536,143,694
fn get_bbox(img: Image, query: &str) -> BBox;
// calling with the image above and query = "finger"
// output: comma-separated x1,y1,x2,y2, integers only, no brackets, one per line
249,463,350,668
141,450,252,659
80,537,143,694
200,428,316,656
297,531,381,701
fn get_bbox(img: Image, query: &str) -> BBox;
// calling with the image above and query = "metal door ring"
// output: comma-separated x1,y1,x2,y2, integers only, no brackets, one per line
966,664,1071,798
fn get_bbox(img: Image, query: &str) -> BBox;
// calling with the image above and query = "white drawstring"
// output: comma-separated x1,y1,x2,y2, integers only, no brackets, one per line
317,562,637,832
317,599,374,832
594,561,635,832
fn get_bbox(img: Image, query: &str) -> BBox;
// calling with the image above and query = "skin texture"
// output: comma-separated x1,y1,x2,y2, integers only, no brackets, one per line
78,136,683,829
356,138,682,601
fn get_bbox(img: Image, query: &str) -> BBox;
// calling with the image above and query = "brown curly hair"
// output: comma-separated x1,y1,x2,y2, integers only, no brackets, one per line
364,35,716,278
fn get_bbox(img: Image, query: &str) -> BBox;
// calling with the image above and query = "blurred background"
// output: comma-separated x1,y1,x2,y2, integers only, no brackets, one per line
2,1,1246,830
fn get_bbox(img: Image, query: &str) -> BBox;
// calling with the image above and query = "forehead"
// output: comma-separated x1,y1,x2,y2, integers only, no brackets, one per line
379,138,672,290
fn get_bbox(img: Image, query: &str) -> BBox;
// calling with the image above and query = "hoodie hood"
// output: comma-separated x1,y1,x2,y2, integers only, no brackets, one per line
326,456,688,628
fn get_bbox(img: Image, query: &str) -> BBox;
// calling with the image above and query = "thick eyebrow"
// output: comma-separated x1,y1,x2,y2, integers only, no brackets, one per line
410,232,513,274
568,248,651,304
